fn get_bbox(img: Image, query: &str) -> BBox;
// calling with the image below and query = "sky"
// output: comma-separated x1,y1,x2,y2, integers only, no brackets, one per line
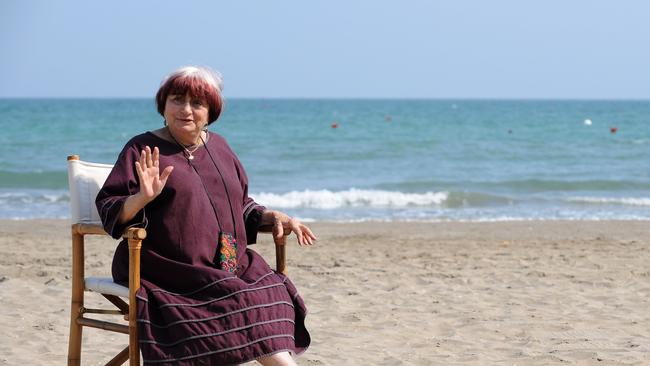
1,0,649,99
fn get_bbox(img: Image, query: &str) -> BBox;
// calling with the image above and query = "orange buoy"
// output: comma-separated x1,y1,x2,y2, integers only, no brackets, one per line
610,127,617,133
331,122,338,129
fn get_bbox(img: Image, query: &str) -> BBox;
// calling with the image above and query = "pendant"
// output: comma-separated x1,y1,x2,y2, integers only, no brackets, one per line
188,155,194,160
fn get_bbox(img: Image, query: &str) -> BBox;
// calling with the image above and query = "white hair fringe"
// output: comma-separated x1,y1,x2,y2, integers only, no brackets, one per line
162,65,224,92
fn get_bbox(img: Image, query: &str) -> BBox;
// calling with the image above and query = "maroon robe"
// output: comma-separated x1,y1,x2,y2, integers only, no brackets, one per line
96,132,310,365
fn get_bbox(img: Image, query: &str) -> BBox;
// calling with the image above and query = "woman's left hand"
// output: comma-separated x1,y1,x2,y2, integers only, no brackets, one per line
262,210,317,247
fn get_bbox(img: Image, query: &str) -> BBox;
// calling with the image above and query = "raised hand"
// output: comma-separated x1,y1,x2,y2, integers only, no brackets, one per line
118,146,174,224
135,146,174,203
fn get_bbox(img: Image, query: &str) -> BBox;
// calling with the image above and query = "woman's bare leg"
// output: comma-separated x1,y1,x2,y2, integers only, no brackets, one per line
257,351,297,366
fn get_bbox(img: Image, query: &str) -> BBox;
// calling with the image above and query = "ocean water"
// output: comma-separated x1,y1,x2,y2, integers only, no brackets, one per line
1,98,649,221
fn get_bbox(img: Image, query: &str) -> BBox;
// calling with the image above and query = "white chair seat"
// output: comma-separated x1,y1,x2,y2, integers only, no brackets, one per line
85,277,129,298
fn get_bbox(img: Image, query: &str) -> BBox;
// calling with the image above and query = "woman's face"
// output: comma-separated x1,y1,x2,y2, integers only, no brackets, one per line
164,93,209,139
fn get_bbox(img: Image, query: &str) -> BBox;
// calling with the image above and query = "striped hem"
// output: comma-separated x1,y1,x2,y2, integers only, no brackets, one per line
138,300,294,329
135,272,286,309
153,283,285,309
148,271,274,297
139,318,295,347
142,334,295,364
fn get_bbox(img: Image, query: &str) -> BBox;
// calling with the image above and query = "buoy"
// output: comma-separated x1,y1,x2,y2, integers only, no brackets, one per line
331,122,338,129
584,119,592,126
610,127,617,134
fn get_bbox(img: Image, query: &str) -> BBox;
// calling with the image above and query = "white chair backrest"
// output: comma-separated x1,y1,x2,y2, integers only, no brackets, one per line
67,156,114,224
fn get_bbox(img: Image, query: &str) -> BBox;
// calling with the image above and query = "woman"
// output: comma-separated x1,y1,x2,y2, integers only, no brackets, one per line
96,66,315,365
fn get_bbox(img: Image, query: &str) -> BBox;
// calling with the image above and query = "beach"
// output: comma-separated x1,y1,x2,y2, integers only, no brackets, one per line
1,219,648,365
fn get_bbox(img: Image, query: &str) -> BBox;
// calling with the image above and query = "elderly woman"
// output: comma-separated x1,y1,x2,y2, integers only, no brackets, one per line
96,66,314,365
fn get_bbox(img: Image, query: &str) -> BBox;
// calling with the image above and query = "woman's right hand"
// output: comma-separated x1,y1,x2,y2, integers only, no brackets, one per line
118,146,173,224
135,146,174,203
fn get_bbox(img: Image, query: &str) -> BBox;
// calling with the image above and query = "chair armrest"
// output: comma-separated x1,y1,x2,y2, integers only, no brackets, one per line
123,227,147,241
72,223,107,236
257,225,288,275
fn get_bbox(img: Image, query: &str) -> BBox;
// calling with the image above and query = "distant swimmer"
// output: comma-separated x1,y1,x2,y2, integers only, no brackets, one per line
385,115,392,122
331,122,339,129
610,127,618,134
584,119,592,126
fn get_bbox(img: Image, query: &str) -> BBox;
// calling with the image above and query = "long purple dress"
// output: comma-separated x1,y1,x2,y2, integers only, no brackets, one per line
96,132,310,365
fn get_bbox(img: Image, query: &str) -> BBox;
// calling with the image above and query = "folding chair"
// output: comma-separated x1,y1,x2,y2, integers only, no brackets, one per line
66,155,144,366
66,155,288,365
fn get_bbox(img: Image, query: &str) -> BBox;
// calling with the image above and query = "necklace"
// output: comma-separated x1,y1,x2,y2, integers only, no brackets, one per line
183,144,201,160
167,128,209,160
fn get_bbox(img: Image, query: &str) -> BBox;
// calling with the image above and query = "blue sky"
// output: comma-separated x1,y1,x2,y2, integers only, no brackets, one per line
1,1,649,99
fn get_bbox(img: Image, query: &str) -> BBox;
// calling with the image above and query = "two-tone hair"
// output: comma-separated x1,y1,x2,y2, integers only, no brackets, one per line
155,66,224,124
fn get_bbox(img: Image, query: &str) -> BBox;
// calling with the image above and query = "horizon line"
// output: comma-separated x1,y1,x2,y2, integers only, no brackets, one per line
1,96,650,102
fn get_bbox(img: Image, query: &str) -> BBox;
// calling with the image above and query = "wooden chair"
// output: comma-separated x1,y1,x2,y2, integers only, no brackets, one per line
66,155,287,366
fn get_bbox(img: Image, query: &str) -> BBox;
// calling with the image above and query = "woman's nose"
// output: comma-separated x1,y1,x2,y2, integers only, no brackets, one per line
181,101,192,113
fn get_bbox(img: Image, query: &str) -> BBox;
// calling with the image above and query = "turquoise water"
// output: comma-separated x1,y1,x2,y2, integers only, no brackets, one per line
1,98,649,220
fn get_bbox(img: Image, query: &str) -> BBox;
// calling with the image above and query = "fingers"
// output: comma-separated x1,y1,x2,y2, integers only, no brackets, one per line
153,146,160,168
135,161,143,179
267,210,316,247
139,148,146,170
302,225,318,243
139,146,162,171
159,165,174,184
145,146,153,167
290,220,315,246
273,216,284,242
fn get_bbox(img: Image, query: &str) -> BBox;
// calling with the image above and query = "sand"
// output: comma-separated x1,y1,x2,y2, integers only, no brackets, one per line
0,219,648,365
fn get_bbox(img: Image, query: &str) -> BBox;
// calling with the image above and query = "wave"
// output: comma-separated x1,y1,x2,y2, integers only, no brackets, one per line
377,178,650,192
0,191,70,204
250,189,517,209
0,190,70,219
251,189,449,209
630,138,650,145
1,189,649,221
496,179,650,192
566,196,650,206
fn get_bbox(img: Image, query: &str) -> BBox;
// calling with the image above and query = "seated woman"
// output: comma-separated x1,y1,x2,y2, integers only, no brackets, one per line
96,66,315,366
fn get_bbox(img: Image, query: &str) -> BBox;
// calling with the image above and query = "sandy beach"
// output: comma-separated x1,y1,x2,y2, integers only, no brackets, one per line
0,219,648,365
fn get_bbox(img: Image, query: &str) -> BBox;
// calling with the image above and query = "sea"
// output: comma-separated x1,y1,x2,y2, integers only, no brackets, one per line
1,98,649,221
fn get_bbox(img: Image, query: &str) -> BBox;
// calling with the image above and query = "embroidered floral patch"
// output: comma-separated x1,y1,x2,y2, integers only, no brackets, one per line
217,232,238,274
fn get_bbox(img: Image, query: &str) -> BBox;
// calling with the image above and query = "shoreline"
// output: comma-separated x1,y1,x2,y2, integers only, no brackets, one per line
3,217,650,223
1,219,649,365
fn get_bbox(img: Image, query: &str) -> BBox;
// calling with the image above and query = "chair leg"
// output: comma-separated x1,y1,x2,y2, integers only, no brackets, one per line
127,231,144,366
106,346,130,366
68,230,85,366
67,319,82,366
129,331,140,366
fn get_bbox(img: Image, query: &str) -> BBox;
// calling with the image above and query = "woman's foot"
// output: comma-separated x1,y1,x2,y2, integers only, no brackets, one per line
257,351,297,366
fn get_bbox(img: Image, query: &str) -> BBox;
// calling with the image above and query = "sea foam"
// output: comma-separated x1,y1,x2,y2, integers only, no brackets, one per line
567,196,650,206
251,189,449,209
